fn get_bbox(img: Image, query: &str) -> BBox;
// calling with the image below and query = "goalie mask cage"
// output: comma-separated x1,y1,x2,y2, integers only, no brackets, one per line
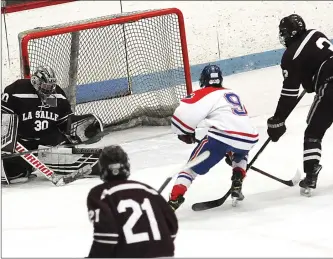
18,8,192,131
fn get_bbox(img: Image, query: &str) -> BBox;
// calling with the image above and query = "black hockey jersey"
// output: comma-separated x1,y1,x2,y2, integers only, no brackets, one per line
87,179,178,258
1,79,73,144
274,29,333,120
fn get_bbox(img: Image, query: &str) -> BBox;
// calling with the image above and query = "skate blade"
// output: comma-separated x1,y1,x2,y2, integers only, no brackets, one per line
232,197,241,207
9,174,37,184
9,177,29,184
300,187,312,197
53,177,66,186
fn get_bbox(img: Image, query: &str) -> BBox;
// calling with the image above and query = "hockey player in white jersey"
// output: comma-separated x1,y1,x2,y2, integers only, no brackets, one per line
168,65,259,210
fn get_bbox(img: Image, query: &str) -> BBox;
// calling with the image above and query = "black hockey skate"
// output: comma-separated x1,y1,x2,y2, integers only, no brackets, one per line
168,195,185,211
299,164,322,197
231,169,245,207
6,167,37,185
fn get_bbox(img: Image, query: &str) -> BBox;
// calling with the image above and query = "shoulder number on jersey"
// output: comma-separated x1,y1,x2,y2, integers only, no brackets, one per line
224,93,248,116
316,37,333,52
1,93,9,103
118,198,161,244
89,208,100,223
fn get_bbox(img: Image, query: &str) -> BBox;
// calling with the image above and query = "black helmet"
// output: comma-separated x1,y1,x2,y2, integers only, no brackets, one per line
279,14,306,47
98,145,130,182
199,64,223,88
31,66,57,97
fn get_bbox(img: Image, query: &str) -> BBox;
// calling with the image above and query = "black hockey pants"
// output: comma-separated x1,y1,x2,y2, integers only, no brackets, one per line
303,81,333,172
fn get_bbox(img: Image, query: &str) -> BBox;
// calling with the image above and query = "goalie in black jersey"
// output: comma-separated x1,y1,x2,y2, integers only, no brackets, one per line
267,14,333,196
1,66,104,184
87,145,178,258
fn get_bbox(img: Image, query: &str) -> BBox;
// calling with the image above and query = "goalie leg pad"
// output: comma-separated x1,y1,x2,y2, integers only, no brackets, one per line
38,147,101,176
1,113,18,153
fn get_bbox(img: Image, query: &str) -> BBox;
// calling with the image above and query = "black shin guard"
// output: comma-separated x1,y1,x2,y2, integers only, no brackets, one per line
303,138,322,173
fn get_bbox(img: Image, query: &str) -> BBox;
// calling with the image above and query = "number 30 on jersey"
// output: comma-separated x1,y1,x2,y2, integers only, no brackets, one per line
34,120,49,131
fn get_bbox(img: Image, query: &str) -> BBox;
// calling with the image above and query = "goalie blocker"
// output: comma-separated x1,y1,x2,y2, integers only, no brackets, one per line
1,113,104,185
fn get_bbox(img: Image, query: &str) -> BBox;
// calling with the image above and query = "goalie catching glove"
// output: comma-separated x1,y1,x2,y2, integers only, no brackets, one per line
267,116,286,142
66,114,104,144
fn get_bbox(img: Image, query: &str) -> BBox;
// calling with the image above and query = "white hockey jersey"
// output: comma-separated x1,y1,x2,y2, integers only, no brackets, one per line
171,87,259,151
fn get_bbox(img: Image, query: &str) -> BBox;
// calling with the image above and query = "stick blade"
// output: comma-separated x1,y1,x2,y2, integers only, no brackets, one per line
192,189,231,211
283,169,302,186
192,201,217,211
291,169,302,186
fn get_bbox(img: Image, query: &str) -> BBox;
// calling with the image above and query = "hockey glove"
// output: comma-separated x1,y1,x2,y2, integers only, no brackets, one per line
85,120,102,138
178,134,196,144
302,79,315,93
267,116,286,142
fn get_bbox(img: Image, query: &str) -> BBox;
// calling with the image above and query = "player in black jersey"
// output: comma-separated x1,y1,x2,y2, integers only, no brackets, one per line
267,14,333,196
1,66,103,184
87,145,178,258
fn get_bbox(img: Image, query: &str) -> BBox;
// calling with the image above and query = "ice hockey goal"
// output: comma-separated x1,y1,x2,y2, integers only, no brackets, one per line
18,8,192,131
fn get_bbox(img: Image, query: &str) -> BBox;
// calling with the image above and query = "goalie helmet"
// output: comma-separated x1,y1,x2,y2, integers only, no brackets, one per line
30,66,57,97
199,64,223,88
279,14,306,47
98,145,130,182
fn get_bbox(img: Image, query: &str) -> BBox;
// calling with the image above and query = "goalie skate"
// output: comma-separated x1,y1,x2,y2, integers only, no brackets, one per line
53,164,92,186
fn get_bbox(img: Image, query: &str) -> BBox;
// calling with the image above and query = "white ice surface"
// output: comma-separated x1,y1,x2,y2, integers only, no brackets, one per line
2,66,333,257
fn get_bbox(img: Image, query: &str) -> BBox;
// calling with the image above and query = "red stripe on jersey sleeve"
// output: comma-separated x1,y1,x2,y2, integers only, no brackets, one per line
172,115,195,132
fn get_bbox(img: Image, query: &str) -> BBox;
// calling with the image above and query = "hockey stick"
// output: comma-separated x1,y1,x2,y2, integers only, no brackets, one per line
251,166,301,186
192,167,302,211
192,90,306,211
247,89,306,169
157,150,210,194
192,138,301,185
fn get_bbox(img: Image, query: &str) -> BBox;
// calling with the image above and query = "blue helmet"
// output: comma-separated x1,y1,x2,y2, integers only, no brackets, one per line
199,65,223,88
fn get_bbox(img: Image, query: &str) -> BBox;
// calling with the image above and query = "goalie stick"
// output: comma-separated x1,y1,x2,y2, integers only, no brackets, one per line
11,142,94,186
191,90,306,211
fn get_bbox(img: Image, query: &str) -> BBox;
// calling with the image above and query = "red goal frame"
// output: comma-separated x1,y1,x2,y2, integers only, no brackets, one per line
19,8,193,94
